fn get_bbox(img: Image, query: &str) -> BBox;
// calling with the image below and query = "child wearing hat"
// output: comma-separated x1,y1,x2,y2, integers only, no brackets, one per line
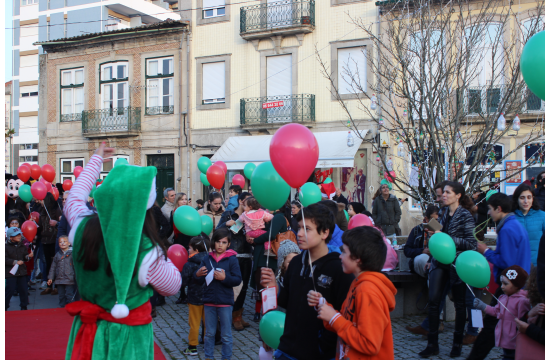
5,227,34,310
473,265,530,360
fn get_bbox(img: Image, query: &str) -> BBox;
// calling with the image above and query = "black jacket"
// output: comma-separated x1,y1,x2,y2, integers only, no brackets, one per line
534,187,545,211
152,205,172,242
216,209,252,255
181,252,208,305
372,194,402,236
278,251,355,360
5,241,30,278
404,224,427,274
537,233,544,298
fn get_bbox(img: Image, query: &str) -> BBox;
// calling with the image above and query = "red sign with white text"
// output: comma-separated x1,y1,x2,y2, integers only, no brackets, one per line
262,101,284,109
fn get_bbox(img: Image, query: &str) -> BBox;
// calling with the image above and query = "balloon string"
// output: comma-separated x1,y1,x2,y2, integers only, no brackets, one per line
266,220,273,268
298,190,317,293
474,218,491,237
43,205,52,221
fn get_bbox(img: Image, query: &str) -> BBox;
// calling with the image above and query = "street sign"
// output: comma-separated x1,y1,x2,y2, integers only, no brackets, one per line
262,101,284,109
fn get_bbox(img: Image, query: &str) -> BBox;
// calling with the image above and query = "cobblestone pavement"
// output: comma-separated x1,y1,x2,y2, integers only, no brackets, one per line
153,291,503,360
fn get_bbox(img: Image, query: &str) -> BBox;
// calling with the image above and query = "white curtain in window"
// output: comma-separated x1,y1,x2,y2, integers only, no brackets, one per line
338,47,367,95
148,79,159,107
202,62,225,101
267,54,292,97
62,71,72,86
62,89,72,114
103,84,113,109
148,60,159,76
74,87,84,113
103,66,112,81
75,69,84,84
204,0,224,9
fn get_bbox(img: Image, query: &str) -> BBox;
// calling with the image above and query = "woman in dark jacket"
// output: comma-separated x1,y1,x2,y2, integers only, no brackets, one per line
38,192,62,295
372,184,402,236
534,171,545,211
420,182,477,358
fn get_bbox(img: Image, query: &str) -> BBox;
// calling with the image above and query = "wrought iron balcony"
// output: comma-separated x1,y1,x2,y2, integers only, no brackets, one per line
240,94,315,127
461,85,544,115
60,113,82,122
145,105,174,115
240,0,315,40
82,107,141,137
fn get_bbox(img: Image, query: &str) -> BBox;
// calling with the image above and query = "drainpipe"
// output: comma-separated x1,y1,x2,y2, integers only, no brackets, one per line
186,31,191,198
179,26,185,193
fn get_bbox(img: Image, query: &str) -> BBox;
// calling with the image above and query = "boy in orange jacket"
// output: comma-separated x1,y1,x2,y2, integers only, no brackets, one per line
308,226,397,360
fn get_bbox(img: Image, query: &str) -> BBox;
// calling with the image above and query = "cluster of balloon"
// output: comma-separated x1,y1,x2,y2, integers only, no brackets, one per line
243,163,256,180
232,174,245,188
299,182,322,207
259,311,286,350
250,162,290,211
520,31,545,101
21,220,38,241
197,157,227,190
197,157,212,174
167,244,189,272
200,173,210,187
348,214,373,229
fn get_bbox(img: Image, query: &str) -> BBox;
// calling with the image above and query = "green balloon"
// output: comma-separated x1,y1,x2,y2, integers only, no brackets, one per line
259,311,286,349
486,189,498,202
455,250,491,288
520,31,545,100
250,161,290,210
201,215,213,235
200,173,210,187
344,209,350,222
18,184,32,202
244,163,256,180
173,205,202,236
115,158,128,167
323,177,333,184
198,157,212,174
428,232,456,265
299,182,322,207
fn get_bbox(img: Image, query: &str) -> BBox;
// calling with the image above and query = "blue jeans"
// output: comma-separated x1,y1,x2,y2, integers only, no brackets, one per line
421,281,450,330
37,242,46,279
273,350,299,360
204,305,233,359
465,287,479,336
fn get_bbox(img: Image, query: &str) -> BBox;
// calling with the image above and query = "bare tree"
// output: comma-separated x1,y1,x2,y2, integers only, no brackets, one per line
316,0,545,209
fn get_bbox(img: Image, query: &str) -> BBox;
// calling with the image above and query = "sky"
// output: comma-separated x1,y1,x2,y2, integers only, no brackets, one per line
5,0,13,82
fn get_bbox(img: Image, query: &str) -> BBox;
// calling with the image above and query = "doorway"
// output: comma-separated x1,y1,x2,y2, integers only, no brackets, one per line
147,154,175,206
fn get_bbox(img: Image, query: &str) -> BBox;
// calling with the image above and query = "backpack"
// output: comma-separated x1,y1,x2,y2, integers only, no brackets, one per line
268,218,298,258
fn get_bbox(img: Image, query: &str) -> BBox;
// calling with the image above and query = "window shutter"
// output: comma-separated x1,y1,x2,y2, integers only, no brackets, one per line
202,62,225,101
338,47,367,95
204,0,224,9
267,54,292,97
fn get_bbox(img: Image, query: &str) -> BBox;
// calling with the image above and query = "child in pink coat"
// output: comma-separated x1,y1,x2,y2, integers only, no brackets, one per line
238,197,274,253
473,265,530,360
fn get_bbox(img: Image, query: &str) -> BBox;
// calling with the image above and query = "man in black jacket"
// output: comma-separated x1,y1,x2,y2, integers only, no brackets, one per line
261,203,354,360
404,205,439,277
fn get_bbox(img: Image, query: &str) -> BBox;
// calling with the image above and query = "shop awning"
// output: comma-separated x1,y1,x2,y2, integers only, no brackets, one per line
211,130,367,170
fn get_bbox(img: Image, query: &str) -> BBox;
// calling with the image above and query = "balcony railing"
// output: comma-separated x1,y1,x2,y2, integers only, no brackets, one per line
145,105,174,115
60,113,82,122
82,107,141,136
240,94,315,125
240,0,315,35
461,85,544,115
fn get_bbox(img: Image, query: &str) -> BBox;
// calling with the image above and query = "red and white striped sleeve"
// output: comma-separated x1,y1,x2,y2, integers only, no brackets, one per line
147,256,182,296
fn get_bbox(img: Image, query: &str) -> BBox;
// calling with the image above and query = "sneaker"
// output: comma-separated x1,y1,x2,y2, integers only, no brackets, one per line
184,347,198,356
40,288,52,295
39,281,48,290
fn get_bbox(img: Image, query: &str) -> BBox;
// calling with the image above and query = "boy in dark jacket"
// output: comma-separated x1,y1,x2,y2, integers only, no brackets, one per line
5,227,33,310
47,236,76,307
260,203,355,360
194,228,242,360
182,236,210,356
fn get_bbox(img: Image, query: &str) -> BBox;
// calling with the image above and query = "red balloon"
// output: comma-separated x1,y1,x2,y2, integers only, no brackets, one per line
74,166,83,179
21,220,38,241
21,163,31,170
62,179,73,191
384,171,396,183
30,164,41,180
41,164,55,183
214,161,227,174
40,178,52,189
52,187,59,201
269,123,319,189
206,165,225,190
167,244,189,272
232,174,245,188
30,212,40,223
5,193,7,205
30,181,48,200
348,214,374,229
17,165,31,183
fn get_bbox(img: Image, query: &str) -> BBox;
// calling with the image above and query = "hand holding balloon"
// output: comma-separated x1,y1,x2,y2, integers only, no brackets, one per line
316,302,337,322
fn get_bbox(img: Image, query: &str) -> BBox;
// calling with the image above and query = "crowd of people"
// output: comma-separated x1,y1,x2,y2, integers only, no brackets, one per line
5,145,545,360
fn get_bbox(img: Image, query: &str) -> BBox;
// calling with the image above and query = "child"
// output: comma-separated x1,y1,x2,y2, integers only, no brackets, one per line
5,227,33,310
259,203,355,360
473,265,530,360
47,235,76,307
312,226,397,360
182,235,210,356
7,216,29,247
238,197,274,254
194,228,242,360
226,185,242,212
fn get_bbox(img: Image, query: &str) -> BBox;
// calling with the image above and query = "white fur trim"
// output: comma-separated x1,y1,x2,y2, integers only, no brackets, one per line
138,246,161,287
111,304,130,319
147,177,156,210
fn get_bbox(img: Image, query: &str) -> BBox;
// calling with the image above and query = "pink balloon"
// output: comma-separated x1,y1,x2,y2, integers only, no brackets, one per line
73,166,83,179
269,123,319,189
30,181,48,201
39,178,52,189
232,174,245,188
214,161,227,174
348,214,374,229
384,171,396,183
167,244,189,272
207,165,225,190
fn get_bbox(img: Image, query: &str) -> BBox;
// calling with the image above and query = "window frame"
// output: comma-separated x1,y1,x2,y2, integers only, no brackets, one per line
463,143,505,190
60,158,85,183
196,54,231,110
203,6,226,18
99,61,129,111
330,39,373,101
101,154,130,178
145,56,175,115
60,67,85,122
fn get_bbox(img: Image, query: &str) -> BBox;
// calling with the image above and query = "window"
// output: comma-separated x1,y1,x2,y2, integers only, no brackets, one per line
19,144,38,150
21,92,38,97
100,62,129,110
146,57,174,115
337,47,366,95
20,54,38,68
465,144,504,187
19,156,38,162
60,158,85,182
21,0,39,5
203,0,225,18
20,25,39,37
101,155,130,178
202,62,225,104
60,68,85,121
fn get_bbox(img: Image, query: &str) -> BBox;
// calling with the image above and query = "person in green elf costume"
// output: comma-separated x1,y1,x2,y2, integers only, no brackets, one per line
63,143,182,360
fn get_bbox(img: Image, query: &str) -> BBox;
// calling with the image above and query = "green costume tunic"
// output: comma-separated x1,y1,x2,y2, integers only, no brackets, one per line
65,217,155,360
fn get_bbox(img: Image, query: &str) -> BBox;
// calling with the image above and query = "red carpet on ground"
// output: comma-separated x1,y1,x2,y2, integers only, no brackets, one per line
5,308,166,360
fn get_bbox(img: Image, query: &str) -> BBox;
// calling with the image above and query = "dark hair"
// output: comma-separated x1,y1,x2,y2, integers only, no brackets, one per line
190,236,210,253
424,205,440,219
13,199,29,218
239,192,252,202
319,200,338,218
212,227,232,246
444,181,475,214
362,210,373,218
229,185,242,195
278,200,293,226
245,197,261,211
291,200,301,209
512,183,541,212
196,199,204,205
79,208,167,273
435,180,451,192
342,226,387,272
487,192,512,213
348,202,366,214
295,203,335,243
206,192,223,212
372,188,381,200
7,216,20,226
527,264,544,307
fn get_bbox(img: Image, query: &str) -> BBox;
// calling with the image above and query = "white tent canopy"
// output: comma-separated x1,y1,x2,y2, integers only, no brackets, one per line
211,130,366,170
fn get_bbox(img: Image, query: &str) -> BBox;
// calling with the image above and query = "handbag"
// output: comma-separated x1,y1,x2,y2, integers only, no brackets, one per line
515,332,544,360
268,218,298,258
